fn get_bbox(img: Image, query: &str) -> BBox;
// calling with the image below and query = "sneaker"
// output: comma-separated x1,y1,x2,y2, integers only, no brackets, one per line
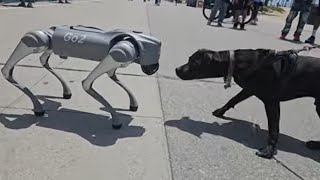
280,32,287,40
240,23,245,30
18,2,26,6
293,33,301,41
26,2,33,7
250,21,257,25
305,36,315,44
233,23,238,29
217,22,222,27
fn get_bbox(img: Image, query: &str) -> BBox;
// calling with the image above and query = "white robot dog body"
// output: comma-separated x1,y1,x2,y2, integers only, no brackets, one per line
1,25,162,129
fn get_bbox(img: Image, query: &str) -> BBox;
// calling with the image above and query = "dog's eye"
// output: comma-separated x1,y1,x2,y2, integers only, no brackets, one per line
190,60,201,70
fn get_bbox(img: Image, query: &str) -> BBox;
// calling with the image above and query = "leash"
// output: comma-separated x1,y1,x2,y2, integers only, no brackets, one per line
292,44,320,54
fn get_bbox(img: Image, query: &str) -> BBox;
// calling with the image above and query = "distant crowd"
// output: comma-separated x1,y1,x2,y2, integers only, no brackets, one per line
207,0,320,44
17,0,70,8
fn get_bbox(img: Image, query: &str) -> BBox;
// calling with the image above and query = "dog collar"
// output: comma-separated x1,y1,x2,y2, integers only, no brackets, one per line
224,50,235,89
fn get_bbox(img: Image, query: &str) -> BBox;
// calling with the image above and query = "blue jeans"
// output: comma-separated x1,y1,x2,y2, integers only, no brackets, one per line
209,0,229,23
281,9,310,35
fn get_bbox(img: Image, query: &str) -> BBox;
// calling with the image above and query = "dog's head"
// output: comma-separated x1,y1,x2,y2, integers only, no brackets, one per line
175,49,230,80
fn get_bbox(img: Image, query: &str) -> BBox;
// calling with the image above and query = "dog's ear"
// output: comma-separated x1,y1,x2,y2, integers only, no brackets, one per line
208,51,229,62
204,51,215,61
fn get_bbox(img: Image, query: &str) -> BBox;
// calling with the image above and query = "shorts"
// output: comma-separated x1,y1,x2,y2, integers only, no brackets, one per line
232,0,249,10
307,6,320,25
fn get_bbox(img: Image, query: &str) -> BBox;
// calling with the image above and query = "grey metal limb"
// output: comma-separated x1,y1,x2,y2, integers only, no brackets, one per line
1,41,45,115
109,70,139,111
40,50,72,99
82,40,138,129
82,56,122,129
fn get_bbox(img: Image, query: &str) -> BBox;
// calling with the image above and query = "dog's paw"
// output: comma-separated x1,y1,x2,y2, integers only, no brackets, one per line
212,108,226,117
256,145,277,159
306,141,320,150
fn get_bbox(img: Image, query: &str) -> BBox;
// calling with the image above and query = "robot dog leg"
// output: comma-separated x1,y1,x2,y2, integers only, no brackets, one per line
109,70,139,112
1,30,50,116
40,49,72,99
82,40,138,129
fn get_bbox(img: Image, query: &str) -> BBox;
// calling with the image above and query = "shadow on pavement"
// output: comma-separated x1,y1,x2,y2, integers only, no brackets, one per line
0,95,145,146
165,116,320,163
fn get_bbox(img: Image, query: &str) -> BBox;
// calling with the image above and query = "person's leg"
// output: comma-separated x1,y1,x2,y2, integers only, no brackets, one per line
217,1,229,25
26,0,33,7
280,9,299,39
18,0,26,7
305,16,320,44
294,10,310,41
250,2,258,25
240,8,248,29
233,9,241,28
208,0,222,24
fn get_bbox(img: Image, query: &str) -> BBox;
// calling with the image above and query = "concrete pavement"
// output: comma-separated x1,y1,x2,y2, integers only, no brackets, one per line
147,2,320,180
1,0,320,180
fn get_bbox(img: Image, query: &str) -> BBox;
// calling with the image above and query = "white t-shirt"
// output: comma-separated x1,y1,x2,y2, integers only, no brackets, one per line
312,0,319,7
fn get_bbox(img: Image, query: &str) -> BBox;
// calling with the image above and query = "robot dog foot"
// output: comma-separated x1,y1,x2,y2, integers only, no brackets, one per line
112,123,122,129
34,110,46,116
63,93,72,99
129,105,138,112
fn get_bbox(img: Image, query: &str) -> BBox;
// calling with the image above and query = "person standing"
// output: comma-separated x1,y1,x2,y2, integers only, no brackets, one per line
18,0,33,8
232,0,250,29
280,0,313,41
59,0,70,3
251,0,262,25
305,0,320,44
155,0,161,5
207,0,230,26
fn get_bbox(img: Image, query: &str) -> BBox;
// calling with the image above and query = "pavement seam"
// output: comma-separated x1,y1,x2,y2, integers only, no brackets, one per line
146,3,175,180
272,157,305,180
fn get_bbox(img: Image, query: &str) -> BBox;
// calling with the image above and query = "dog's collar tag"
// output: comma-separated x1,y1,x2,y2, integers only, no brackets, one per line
224,50,235,89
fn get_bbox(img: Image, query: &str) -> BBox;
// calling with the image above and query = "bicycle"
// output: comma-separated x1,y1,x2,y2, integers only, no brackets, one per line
202,0,259,25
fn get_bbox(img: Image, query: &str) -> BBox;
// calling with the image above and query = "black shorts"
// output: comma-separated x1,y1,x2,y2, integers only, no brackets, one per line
232,0,250,10
307,6,320,25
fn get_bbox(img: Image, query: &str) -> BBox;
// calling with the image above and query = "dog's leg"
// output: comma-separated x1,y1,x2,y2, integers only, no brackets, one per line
306,102,320,150
1,33,49,116
109,70,139,111
212,89,253,117
256,102,280,159
40,50,72,99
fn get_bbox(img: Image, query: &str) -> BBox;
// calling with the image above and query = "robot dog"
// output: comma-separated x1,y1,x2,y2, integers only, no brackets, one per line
1,25,161,129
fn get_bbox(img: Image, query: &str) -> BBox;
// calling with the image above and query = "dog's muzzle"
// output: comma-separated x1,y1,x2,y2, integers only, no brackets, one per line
175,65,193,80
141,63,159,75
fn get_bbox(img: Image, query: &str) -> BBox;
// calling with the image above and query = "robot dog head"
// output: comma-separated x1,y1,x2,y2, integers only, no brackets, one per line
134,33,161,76
141,63,159,75
176,49,229,80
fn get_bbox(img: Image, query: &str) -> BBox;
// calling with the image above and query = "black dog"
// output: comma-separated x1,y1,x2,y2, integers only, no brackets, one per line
175,48,320,159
